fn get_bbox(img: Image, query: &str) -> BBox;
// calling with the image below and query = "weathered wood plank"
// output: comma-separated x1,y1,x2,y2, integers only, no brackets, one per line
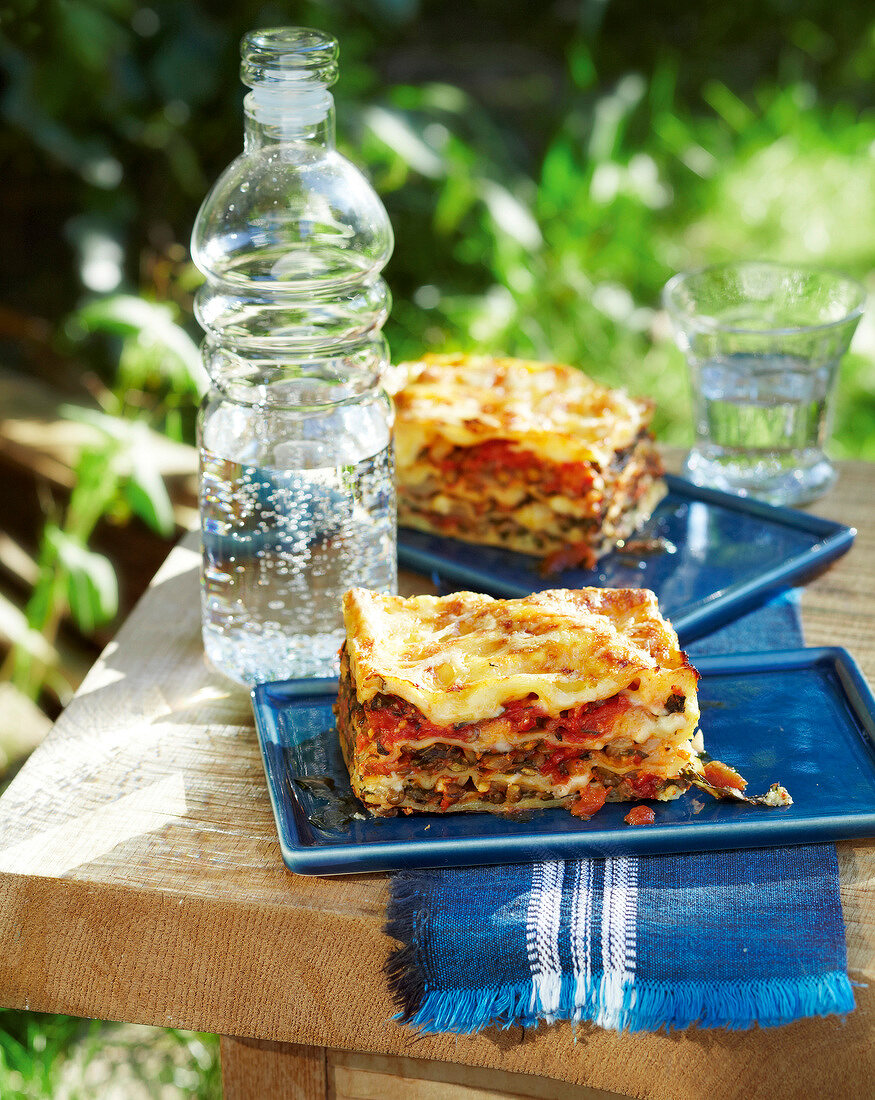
328,1050,635,1099
221,1037,326,1099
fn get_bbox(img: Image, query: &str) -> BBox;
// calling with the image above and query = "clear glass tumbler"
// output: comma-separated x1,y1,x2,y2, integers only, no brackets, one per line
664,261,865,506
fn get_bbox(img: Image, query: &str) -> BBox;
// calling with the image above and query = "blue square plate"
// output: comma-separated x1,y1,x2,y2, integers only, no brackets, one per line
253,647,875,875
397,475,855,644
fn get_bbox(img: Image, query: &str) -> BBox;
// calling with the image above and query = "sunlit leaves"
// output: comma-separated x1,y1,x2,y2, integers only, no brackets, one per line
74,294,208,398
60,407,176,537
0,1009,221,1099
44,526,118,633
703,81,757,134
124,458,175,537
363,106,445,178
477,181,542,250
358,91,542,262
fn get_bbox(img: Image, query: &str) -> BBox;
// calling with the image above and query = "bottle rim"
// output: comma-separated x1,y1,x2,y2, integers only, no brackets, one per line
240,27,339,89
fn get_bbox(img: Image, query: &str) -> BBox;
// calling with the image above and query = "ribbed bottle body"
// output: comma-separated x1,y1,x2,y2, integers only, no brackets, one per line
191,27,396,684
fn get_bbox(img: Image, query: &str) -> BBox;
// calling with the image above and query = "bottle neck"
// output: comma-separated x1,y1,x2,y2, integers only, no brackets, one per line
243,88,336,152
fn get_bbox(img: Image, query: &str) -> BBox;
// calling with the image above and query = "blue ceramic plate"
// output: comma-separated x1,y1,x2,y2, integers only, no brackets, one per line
397,476,855,644
253,647,875,876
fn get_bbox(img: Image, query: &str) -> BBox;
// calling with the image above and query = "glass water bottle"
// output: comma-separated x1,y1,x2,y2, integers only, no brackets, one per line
191,27,396,685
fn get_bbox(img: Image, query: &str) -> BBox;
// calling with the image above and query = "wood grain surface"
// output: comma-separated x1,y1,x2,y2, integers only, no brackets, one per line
0,458,872,1100
220,1037,326,1099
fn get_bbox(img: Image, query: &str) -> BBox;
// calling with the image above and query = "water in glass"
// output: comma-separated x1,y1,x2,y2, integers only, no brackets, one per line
687,352,837,502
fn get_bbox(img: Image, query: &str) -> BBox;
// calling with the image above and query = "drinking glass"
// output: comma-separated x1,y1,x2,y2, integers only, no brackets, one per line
663,261,865,505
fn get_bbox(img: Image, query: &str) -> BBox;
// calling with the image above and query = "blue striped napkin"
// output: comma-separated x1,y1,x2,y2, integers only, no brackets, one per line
385,591,856,1033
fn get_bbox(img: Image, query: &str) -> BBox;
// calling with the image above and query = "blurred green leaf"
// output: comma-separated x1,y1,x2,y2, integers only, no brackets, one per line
703,80,757,133
44,526,118,632
433,173,477,234
59,407,176,534
569,42,597,90
123,458,175,536
56,0,129,74
63,404,141,451
477,180,542,251
74,294,208,396
363,106,445,177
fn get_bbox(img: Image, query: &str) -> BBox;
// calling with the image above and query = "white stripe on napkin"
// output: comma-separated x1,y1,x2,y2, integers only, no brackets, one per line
525,859,565,1021
569,859,594,1016
596,856,639,1029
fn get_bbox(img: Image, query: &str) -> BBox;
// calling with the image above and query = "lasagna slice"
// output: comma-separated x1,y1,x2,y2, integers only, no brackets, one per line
387,353,666,570
337,587,722,818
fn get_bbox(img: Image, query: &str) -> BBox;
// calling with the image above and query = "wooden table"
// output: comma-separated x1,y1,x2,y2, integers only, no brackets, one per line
0,460,873,1100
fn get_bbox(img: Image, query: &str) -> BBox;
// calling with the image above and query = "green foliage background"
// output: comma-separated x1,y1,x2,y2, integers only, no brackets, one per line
3,0,874,453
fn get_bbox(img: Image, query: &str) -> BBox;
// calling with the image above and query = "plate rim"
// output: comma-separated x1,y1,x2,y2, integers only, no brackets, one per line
252,645,875,875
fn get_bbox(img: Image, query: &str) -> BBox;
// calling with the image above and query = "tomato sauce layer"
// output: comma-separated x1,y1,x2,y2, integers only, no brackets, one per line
364,691,633,749
435,440,596,497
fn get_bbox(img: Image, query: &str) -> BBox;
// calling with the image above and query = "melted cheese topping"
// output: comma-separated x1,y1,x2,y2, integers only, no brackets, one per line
386,353,653,470
342,587,698,727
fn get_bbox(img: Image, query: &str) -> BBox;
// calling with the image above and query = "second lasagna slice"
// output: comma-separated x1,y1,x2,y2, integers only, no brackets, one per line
337,586,706,817
387,353,666,569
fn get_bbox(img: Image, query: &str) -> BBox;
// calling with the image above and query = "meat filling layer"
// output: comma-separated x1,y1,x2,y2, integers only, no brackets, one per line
398,437,665,562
